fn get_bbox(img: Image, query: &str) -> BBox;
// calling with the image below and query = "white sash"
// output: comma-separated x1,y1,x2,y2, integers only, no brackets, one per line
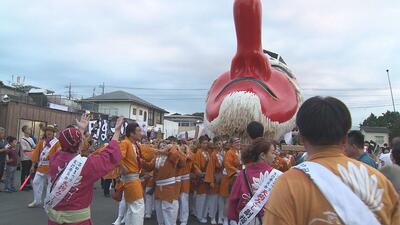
295,162,381,225
45,155,87,212
238,169,282,225
39,138,58,166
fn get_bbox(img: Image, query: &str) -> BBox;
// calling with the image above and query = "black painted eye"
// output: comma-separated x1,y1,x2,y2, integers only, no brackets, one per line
216,77,278,100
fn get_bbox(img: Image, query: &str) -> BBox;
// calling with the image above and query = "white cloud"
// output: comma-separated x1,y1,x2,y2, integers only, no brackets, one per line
0,0,399,123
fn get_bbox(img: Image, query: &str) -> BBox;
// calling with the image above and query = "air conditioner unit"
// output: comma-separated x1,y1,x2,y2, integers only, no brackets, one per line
1,94,10,103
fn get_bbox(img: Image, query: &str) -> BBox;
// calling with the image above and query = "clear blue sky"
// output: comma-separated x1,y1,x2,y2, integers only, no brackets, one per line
0,0,399,126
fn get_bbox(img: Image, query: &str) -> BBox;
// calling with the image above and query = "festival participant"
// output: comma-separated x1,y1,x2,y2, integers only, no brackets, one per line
149,140,184,225
228,138,280,225
263,97,400,225
29,125,60,208
140,142,156,220
3,136,18,193
246,121,264,141
177,140,194,225
271,148,288,172
344,130,378,168
380,137,400,193
46,115,124,225
119,123,146,225
205,137,226,225
19,125,36,191
193,136,211,223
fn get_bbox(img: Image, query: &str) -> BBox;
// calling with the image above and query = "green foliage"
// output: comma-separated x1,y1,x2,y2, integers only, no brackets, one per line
362,111,400,140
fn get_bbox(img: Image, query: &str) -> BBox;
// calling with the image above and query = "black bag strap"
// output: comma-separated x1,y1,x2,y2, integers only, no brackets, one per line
21,137,34,149
243,168,263,224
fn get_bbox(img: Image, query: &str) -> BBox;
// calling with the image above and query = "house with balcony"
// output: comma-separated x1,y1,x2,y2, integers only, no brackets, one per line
81,90,168,131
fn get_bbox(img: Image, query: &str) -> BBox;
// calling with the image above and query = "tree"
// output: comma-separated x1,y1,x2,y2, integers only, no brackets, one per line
192,112,204,118
362,111,400,140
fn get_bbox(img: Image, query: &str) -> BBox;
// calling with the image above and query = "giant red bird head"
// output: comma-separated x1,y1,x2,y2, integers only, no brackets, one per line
205,0,302,140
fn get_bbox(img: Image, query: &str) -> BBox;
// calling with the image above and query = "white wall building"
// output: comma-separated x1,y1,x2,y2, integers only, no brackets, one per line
360,126,390,145
163,119,179,138
82,90,168,131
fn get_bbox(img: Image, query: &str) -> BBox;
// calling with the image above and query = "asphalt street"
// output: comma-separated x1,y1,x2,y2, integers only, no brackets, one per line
0,177,208,225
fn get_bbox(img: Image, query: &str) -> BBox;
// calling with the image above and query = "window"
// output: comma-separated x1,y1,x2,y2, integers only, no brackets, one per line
180,122,190,127
132,108,137,115
143,111,147,122
148,111,154,126
139,110,143,116
375,136,384,145
155,111,161,124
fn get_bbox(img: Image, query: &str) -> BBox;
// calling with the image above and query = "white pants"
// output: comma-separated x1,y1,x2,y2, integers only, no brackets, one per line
195,194,208,220
144,187,154,218
179,193,189,224
117,198,127,219
155,200,179,225
125,198,144,225
230,219,261,225
205,194,218,219
32,172,48,204
190,193,197,216
218,197,228,224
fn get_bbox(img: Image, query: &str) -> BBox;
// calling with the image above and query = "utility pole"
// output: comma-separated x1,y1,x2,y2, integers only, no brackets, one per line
100,82,105,95
68,82,72,100
386,69,396,112
92,87,96,97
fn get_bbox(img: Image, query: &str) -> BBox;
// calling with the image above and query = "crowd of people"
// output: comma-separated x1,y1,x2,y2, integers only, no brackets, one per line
1,96,400,225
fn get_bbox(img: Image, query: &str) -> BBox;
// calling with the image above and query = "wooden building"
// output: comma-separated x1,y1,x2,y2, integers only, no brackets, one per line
0,101,81,139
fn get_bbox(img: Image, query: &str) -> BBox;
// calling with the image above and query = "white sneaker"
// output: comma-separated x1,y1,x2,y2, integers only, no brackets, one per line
28,202,39,208
200,218,208,224
218,218,224,224
211,219,217,224
112,217,122,225
180,223,187,225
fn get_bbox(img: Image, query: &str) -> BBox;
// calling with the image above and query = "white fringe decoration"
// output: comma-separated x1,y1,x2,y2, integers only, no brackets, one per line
204,77,303,141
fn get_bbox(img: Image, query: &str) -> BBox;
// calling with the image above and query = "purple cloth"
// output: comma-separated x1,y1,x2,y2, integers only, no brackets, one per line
227,162,273,222
7,148,18,167
48,140,121,225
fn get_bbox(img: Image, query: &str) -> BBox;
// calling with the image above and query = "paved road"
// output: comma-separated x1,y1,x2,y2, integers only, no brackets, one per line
0,179,207,225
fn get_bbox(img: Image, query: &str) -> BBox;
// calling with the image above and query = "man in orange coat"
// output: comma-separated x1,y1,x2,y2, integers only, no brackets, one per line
177,141,194,225
205,137,225,225
263,97,400,225
147,141,185,225
29,125,60,208
218,138,242,225
119,123,145,225
193,136,211,223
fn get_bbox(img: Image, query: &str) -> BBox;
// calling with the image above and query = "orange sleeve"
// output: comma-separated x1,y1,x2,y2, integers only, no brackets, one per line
224,151,238,177
167,147,180,166
141,144,156,161
177,151,186,169
31,140,43,164
193,150,203,176
120,141,128,159
205,152,216,183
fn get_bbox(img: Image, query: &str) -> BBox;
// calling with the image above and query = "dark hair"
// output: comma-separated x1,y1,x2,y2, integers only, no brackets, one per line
22,125,28,132
167,136,178,143
247,121,264,139
347,131,364,149
6,136,16,143
296,96,351,146
199,136,209,143
213,136,221,143
241,137,273,164
125,123,139,138
391,137,400,166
